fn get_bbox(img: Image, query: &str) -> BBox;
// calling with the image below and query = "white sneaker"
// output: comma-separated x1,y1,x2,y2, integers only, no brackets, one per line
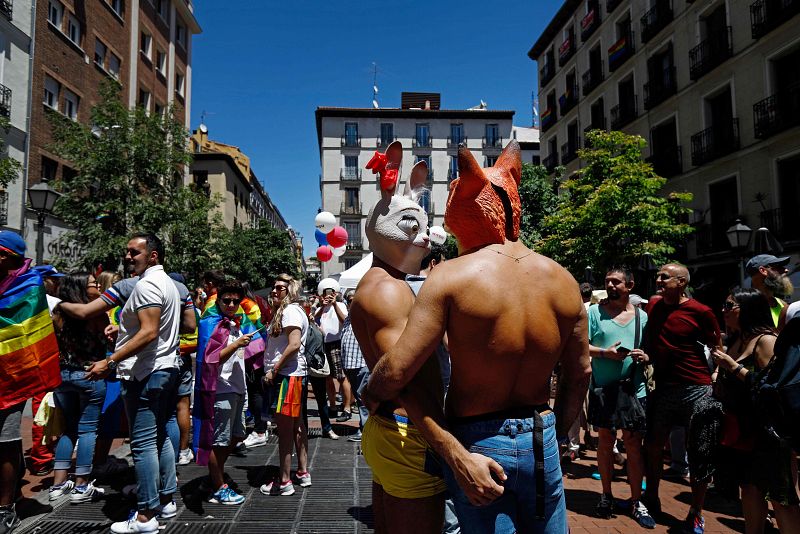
156,500,177,519
110,511,159,533
48,480,75,501
260,479,295,496
295,471,312,487
243,431,268,448
324,429,339,440
69,480,105,503
177,448,194,466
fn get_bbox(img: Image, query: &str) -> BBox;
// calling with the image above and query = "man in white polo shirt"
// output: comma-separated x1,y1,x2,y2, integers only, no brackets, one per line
85,233,181,534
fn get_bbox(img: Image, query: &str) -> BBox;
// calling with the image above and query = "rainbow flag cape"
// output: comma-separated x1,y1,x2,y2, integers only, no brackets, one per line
191,302,265,465
0,259,61,410
178,308,200,356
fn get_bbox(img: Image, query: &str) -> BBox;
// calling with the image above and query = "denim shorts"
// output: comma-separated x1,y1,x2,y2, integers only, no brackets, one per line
443,409,567,534
177,355,193,397
213,392,246,447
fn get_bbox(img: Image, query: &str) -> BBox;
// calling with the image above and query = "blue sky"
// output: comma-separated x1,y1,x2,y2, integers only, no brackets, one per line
190,0,558,254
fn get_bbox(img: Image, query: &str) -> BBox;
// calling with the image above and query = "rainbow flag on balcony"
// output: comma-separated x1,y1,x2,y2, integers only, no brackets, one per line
0,259,61,410
608,36,628,63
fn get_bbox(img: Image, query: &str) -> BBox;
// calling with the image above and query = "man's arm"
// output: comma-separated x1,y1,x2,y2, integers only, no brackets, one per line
58,298,113,320
85,306,161,380
554,306,591,438
180,306,197,334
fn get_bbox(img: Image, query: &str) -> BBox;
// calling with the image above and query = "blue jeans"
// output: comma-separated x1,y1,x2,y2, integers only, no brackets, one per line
121,368,179,511
443,411,567,534
53,368,107,476
344,367,370,432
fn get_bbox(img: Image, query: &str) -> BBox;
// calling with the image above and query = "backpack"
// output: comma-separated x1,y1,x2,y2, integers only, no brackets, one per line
753,317,800,453
304,321,330,378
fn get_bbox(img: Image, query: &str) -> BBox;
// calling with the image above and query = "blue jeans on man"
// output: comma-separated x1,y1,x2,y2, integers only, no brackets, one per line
120,368,179,511
53,368,107,476
344,366,370,432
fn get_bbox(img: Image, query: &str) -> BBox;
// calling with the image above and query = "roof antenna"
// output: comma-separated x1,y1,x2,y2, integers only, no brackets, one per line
372,62,379,109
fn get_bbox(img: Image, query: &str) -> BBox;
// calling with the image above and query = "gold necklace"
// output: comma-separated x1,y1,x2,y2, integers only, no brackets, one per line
483,246,533,263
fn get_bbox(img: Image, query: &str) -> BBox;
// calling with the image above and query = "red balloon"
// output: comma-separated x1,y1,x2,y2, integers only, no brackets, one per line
326,226,348,249
316,245,333,262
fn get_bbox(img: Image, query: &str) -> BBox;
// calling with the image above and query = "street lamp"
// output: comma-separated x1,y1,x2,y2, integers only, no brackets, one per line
726,219,752,285
27,182,62,265
749,227,783,255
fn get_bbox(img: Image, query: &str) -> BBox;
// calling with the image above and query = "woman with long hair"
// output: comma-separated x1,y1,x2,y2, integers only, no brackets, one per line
48,273,109,503
259,274,310,496
712,288,800,534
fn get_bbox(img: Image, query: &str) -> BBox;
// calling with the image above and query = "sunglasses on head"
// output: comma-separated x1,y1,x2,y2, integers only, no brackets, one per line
221,298,241,305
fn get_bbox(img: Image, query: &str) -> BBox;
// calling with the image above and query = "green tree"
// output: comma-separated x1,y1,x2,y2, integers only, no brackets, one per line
518,162,560,247
537,130,693,277
216,222,300,289
0,116,22,189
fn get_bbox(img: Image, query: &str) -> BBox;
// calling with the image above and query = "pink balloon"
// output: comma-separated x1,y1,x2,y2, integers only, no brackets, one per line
326,226,348,249
316,245,333,262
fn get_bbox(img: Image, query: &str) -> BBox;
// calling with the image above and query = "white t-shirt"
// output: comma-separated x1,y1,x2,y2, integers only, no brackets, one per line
786,300,800,323
319,302,348,343
217,325,246,395
115,265,181,381
264,304,308,377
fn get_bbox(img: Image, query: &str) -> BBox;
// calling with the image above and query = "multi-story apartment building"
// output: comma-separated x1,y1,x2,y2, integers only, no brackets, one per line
24,0,200,261
529,0,800,295
0,0,34,233
512,125,541,165
316,92,515,275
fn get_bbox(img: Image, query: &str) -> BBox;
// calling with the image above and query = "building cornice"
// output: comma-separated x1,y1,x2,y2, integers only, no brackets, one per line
528,0,582,60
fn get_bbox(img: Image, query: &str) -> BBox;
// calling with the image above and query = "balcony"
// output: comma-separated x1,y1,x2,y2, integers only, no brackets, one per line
607,0,623,13
558,33,576,66
581,8,601,41
608,31,635,72
561,139,581,164
694,223,731,255
340,168,362,181
376,136,396,148
610,96,638,129
482,136,503,150
753,84,800,138
543,152,559,173
0,83,9,118
412,136,432,148
751,0,800,39
582,62,604,96
559,85,579,116
341,134,361,148
540,62,555,86
646,145,683,178
0,0,11,21
541,107,557,132
340,202,363,215
346,240,363,251
689,27,732,80
447,135,467,148
644,66,677,110
761,208,800,241
690,118,740,166
641,0,673,44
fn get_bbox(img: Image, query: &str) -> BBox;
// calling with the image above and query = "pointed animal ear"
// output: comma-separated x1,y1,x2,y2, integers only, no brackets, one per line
385,141,402,167
453,147,488,199
404,160,428,196
494,140,522,186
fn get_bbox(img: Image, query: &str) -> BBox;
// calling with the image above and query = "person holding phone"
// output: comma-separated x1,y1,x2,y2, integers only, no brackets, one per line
315,281,353,425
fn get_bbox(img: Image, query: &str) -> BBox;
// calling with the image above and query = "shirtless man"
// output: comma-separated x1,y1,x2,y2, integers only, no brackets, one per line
365,141,591,534
351,142,505,534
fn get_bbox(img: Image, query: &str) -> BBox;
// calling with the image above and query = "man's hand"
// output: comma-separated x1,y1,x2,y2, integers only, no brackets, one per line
629,348,649,364
233,333,253,349
85,359,111,381
363,386,380,416
602,341,626,361
104,324,119,344
450,451,507,506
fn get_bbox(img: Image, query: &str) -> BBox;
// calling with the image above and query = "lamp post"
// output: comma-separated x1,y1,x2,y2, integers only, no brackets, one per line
27,182,61,265
726,219,752,286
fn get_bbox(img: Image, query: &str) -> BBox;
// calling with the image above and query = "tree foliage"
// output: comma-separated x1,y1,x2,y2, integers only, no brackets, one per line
0,116,22,189
536,130,693,277
216,222,300,289
518,162,559,247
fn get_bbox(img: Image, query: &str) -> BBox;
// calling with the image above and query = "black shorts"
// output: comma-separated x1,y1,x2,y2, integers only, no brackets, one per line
588,391,648,432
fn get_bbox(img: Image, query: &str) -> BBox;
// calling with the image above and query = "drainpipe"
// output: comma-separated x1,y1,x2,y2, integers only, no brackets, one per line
20,0,37,234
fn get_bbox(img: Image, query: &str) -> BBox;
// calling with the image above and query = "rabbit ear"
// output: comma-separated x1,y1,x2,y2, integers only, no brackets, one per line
494,140,521,186
452,147,488,199
404,160,428,196
385,141,402,167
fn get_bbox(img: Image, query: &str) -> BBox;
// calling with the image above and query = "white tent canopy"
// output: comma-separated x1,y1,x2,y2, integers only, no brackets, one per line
337,253,374,290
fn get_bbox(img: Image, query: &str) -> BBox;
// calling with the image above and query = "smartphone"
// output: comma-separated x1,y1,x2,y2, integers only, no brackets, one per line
617,345,632,355
696,340,716,372
322,288,335,296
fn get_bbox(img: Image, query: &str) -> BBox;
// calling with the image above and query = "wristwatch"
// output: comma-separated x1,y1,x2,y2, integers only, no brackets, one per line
106,358,118,372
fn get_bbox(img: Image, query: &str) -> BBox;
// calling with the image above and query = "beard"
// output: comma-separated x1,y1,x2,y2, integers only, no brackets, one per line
606,292,621,300
764,273,789,297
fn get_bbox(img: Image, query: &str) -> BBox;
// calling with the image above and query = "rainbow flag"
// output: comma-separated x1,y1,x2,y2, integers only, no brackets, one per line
0,259,61,410
608,36,628,63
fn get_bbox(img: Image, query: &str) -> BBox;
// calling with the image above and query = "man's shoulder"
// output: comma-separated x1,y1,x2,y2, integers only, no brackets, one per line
684,298,713,314
353,271,413,316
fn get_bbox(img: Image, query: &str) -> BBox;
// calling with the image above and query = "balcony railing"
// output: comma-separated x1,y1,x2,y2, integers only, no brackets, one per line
540,62,555,86
581,8,601,41
646,145,683,178
340,168,362,181
607,0,623,13
559,85,579,116
751,0,800,39
341,134,361,148
541,107,557,132
482,136,503,149
582,62,604,96
346,240,363,250
694,222,734,255
340,202,363,215
376,136,396,148
690,118,740,166
559,33,576,67
561,139,581,164
608,31,635,72
412,136,432,148
689,26,733,80
753,84,800,138
447,135,467,148
641,0,673,43
0,83,10,118
644,66,677,110
543,152,559,173
761,208,800,241
0,0,11,20
610,96,638,129
0,191,7,226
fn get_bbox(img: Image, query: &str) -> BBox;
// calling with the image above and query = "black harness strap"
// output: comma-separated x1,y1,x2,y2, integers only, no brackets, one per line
533,410,545,520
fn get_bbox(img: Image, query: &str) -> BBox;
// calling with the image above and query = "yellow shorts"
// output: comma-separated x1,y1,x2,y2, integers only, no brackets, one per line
361,414,447,499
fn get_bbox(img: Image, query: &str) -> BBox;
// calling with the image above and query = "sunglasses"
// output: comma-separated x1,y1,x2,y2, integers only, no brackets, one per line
221,298,241,305
272,286,288,293
722,301,740,311
655,273,684,281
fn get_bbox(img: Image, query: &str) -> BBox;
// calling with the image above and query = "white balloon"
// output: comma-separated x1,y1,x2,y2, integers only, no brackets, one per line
429,225,448,245
332,245,347,257
315,211,337,233
317,277,341,295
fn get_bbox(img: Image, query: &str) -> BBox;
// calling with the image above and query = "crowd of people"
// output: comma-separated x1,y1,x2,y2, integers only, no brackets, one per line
0,137,798,534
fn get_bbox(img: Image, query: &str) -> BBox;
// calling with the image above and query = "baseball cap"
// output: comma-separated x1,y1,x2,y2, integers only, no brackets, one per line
745,254,790,273
0,231,26,257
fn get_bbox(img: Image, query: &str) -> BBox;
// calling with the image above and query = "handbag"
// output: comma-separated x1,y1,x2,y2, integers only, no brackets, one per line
303,321,330,378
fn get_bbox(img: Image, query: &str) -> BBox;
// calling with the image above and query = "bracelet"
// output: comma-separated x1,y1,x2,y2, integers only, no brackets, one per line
733,363,744,375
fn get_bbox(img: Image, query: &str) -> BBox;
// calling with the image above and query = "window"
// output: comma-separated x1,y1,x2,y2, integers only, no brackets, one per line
42,157,58,182
343,258,360,269
415,123,430,145
110,0,123,16
94,40,107,66
138,88,151,110
67,15,81,45
486,156,498,166
485,123,499,145
43,76,59,108
344,188,359,209
176,21,186,48
108,53,121,78
156,0,168,20
416,155,431,176
156,50,166,75
344,122,358,146
344,155,358,178
140,31,152,59
344,221,361,243
63,89,79,119
48,0,63,27
449,155,459,181
450,123,464,144
379,123,394,145
154,102,164,116
175,72,185,97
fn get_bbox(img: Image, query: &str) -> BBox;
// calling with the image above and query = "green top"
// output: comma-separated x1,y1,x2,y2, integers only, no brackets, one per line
588,304,648,398
770,299,785,328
